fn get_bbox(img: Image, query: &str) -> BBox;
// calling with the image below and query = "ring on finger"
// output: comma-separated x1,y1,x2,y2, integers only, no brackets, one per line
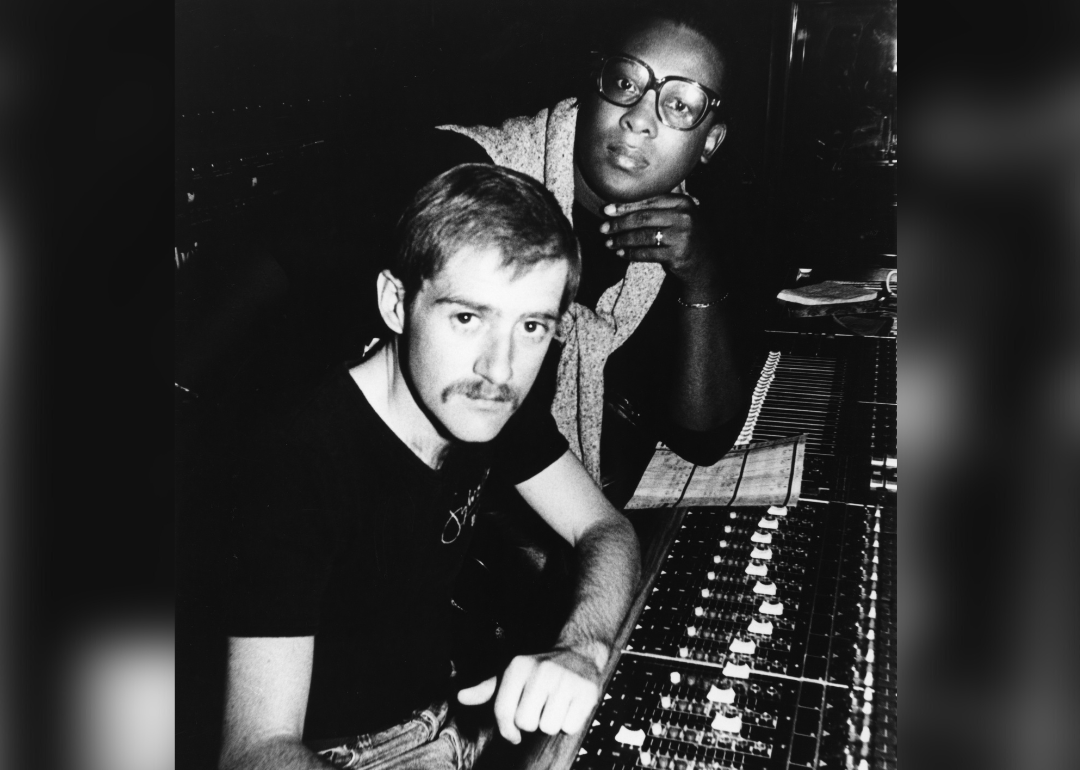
654,228,664,247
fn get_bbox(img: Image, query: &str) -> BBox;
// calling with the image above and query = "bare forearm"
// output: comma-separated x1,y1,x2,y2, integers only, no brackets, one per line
667,294,748,430
220,736,334,770
221,636,324,770
557,516,641,669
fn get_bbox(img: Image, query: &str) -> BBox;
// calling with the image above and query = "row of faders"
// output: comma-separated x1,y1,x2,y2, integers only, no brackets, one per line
572,500,895,769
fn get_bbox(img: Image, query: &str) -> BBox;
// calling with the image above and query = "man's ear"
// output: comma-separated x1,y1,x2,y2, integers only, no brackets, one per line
699,122,727,165
376,269,407,335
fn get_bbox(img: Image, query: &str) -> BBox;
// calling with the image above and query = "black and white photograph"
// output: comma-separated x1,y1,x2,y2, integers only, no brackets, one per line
174,2,898,768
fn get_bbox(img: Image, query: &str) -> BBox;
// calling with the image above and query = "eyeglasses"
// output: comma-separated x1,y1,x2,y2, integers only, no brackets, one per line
594,52,721,131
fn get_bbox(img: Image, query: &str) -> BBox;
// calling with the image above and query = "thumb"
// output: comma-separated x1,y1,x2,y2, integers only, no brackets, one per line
457,676,498,705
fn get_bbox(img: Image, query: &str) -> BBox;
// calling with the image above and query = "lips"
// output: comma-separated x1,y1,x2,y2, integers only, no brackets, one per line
464,396,513,409
459,392,519,415
607,142,649,171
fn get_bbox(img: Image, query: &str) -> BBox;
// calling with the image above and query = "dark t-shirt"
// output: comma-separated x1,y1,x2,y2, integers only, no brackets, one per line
224,363,567,739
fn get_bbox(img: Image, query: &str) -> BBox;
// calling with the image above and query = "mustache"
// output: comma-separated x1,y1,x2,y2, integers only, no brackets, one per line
441,379,518,405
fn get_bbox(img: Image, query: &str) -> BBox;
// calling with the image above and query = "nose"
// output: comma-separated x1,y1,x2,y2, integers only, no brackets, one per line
621,90,659,136
474,329,514,386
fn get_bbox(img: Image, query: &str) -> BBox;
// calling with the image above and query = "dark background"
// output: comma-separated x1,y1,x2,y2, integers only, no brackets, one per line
174,2,897,767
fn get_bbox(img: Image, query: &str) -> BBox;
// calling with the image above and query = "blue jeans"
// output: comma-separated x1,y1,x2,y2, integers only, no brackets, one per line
314,701,491,770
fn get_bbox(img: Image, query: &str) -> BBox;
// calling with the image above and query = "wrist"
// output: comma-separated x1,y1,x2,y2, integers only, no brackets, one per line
563,637,612,672
673,274,727,306
671,258,725,302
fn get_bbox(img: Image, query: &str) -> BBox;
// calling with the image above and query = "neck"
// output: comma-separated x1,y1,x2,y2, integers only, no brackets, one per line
351,341,451,470
573,161,609,217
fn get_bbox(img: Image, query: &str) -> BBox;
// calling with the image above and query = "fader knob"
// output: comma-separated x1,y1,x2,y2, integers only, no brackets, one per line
752,579,777,595
750,545,773,560
767,505,788,516
710,705,743,733
745,560,768,577
758,515,779,530
748,617,774,635
750,529,773,544
729,636,757,655
706,682,735,704
759,596,784,616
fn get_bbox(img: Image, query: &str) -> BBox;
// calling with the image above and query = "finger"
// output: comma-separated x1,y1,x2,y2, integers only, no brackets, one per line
562,683,600,735
603,194,695,216
608,225,678,254
603,209,691,236
493,657,532,744
609,223,673,250
537,678,574,736
513,665,554,735
456,676,497,706
601,209,672,235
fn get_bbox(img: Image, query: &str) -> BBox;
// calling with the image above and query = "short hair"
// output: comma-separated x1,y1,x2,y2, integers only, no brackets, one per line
593,0,735,103
392,163,581,314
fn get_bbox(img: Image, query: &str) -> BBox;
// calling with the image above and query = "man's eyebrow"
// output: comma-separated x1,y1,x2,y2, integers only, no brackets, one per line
432,296,492,313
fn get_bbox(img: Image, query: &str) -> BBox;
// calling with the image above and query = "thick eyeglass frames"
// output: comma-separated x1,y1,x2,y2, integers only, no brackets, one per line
594,52,721,131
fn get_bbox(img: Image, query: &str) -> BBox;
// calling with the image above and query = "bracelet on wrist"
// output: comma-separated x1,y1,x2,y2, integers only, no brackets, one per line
676,291,730,309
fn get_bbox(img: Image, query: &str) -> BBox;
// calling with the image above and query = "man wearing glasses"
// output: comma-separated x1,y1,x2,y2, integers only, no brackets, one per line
218,165,640,770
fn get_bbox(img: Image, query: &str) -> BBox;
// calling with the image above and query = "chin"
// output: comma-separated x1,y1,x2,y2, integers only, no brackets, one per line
603,180,653,203
444,416,509,445
587,163,665,204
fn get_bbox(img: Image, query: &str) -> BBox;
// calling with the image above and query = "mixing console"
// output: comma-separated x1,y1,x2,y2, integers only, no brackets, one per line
510,333,897,770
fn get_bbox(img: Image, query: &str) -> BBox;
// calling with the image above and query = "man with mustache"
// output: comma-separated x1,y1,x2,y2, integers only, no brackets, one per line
219,164,640,770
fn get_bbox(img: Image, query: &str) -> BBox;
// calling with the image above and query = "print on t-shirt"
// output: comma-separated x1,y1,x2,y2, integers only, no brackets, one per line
441,468,489,544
